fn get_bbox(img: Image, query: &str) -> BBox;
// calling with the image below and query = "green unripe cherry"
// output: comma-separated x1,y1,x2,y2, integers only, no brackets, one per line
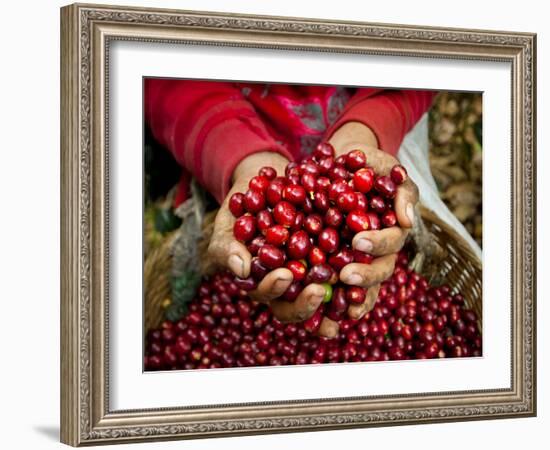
322,283,333,303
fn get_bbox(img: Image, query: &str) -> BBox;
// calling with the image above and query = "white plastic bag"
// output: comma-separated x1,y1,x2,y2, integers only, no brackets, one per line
397,114,482,260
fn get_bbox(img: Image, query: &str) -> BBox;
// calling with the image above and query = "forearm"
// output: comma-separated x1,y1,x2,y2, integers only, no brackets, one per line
232,152,290,184
145,79,292,204
327,121,379,156
326,89,437,155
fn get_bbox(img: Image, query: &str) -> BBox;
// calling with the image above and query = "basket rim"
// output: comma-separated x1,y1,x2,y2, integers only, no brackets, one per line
419,204,482,272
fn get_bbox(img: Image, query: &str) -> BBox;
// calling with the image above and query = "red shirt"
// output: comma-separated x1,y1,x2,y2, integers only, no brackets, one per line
144,79,435,204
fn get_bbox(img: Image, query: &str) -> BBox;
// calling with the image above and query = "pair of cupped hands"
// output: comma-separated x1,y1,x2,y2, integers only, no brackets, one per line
208,122,419,337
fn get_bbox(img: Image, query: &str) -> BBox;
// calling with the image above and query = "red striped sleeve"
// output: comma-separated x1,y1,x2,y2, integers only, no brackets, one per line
326,89,437,155
144,79,293,204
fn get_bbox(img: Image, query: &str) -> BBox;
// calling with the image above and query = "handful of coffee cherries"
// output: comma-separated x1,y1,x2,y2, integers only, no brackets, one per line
228,142,408,332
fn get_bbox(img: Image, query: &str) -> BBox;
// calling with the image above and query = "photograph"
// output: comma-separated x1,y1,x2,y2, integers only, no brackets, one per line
142,79,483,371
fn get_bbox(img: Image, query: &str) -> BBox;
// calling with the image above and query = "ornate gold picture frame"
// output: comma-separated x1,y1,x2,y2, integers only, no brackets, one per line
60,3,536,446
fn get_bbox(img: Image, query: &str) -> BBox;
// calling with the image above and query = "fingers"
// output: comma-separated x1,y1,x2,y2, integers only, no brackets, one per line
347,284,381,320
249,268,293,304
364,149,418,229
361,147,400,176
333,143,418,230
209,233,252,278
352,227,408,257
318,317,339,338
208,206,253,278
340,254,397,288
270,283,325,323
394,179,419,229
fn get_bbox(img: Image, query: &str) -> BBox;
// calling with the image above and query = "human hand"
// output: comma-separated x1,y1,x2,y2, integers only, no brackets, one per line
328,122,419,320
207,152,329,330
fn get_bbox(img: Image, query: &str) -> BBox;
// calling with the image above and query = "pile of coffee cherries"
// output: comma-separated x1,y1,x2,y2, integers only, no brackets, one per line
144,251,482,371
228,143,409,330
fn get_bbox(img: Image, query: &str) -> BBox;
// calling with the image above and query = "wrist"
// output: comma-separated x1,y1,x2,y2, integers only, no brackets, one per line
232,151,290,183
327,121,379,155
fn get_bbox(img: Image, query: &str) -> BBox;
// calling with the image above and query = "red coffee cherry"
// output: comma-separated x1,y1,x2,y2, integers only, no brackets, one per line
336,191,358,212
308,246,327,266
390,165,408,185
259,166,277,180
346,210,370,233
324,207,344,228
265,225,290,246
318,228,340,254
233,215,256,242
256,210,274,234
283,184,307,206
374,176,397,199
266,178,285,206
273,201,297,227
313,142,335,160
353,167,375,193
249,175,270,193
258,244,286,269
346,286,367,304
243,189,266,213
287,230,312,260
304,214,324,236
285,260,307,281
229,192,245,217
381,210,397,228
345,149,367,171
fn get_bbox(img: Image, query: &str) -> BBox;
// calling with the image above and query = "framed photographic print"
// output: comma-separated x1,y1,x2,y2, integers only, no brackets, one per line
60,3,536,446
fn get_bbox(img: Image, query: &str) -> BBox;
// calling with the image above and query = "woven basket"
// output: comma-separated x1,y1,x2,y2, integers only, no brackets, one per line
416,206,482,326
144,205,482,332
143,231,177,333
